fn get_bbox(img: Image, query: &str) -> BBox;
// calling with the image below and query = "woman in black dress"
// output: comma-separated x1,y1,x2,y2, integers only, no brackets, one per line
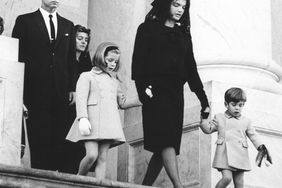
65,24,93,173
132,0,210,187
74,24,92,74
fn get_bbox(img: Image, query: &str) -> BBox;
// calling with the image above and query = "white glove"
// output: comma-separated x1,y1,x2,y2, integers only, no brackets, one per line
79,118,91,136
145,85,153,98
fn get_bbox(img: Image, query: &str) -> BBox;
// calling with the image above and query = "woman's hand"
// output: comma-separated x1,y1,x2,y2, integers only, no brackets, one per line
145,85,153,98
201,106,210,119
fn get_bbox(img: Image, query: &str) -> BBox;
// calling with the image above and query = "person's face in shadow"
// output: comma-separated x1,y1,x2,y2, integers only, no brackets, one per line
76,32,89,52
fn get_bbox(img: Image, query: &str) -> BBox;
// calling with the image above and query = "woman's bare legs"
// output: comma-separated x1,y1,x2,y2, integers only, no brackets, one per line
142,152,163,186
78,141,98,175
162,147,183,188
142,147,183,188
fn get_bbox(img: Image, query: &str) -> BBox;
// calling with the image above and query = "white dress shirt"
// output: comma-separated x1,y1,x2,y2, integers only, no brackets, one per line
39,8,58,40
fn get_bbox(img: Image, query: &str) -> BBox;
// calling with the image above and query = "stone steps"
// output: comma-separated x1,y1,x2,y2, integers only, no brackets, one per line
0,164,156,188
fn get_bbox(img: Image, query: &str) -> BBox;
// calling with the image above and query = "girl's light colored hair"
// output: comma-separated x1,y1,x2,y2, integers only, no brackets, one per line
92,42,121,73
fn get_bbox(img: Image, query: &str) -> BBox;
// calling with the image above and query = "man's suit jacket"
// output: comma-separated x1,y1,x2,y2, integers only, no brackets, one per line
200,113,263,171
12,9,77,108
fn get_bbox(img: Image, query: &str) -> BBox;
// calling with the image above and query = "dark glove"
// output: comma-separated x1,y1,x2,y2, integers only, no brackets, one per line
201,107,210,119
256,144,272,167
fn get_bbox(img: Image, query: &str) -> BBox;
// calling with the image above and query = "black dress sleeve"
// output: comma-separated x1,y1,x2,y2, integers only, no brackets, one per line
131,22,150,80
185,34,209,109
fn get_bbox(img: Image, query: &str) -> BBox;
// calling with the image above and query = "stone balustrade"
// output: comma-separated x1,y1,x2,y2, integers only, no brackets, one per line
0,164,156,188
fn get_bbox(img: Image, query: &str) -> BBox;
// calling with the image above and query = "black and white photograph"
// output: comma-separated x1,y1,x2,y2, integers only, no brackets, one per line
0,0,281,187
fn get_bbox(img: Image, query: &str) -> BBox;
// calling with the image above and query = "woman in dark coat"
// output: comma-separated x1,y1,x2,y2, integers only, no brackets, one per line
65,24,93,173
74,24,92,74
131,0,210,187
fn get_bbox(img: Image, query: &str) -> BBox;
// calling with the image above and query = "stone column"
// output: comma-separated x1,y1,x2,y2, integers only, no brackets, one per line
87,0,147,181
191,0,282,93
87,0,148,101
0,36,24,166
188,0,282,187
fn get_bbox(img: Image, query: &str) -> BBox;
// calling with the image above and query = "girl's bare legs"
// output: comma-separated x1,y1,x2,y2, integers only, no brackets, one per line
94,141,111,179
78,141,98,175
142,152,163,186
215,169,233,188
233,171,244,188
142,147,183,188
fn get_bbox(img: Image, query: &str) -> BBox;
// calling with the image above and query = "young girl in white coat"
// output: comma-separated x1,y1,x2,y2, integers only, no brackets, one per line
66,42,141,178
200,87,272,188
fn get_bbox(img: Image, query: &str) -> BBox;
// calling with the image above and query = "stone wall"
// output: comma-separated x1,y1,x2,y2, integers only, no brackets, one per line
0,164,156,188
0,36,24,166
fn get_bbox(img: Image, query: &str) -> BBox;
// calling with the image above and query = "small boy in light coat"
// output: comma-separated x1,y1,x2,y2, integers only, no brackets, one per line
200,87,272,188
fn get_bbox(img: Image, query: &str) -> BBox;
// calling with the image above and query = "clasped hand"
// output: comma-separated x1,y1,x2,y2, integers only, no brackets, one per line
201,106,210,119
79,117,92,136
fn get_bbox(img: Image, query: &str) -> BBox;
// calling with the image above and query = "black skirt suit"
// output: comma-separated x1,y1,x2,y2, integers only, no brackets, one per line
132,20,208,155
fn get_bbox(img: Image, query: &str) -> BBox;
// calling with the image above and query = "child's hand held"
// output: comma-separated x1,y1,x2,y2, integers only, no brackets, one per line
79,118,92,136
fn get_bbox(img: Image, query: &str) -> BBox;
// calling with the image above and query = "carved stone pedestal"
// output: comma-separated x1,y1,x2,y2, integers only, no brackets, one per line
0,36,24,166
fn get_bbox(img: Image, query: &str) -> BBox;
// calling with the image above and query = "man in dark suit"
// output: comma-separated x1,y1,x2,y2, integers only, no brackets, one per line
12,0,78,172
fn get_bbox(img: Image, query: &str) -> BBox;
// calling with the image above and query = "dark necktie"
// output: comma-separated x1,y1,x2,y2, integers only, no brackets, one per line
49,14,55,43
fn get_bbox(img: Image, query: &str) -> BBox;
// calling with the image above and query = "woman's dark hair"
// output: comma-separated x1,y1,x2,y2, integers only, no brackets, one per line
74,24,91,52
0,16,4,35
145,0,190,34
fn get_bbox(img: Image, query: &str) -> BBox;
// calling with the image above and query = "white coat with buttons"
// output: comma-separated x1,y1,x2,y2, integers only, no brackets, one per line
66,68,127,147
200,113,263,171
